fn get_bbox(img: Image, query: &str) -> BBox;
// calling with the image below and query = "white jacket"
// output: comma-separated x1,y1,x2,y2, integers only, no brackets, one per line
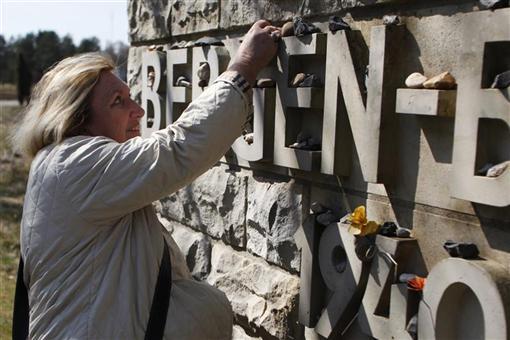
20,76,251,339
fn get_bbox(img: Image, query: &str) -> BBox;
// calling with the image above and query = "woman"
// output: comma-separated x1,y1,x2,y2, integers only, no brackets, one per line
12,20,281,339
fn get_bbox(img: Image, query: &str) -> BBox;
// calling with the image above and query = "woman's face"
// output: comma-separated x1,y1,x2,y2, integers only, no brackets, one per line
86,71,145,143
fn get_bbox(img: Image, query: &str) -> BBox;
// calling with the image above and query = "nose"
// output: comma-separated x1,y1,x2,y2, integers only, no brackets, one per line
130,98,145,118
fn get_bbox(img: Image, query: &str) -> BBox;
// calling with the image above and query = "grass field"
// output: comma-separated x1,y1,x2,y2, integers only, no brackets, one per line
0,104,28,339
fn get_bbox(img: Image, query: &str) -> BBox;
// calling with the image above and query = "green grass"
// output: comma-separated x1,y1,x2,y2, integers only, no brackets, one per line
0,104,28,339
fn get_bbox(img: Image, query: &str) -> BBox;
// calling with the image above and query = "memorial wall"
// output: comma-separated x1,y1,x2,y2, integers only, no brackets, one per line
127,1,510,339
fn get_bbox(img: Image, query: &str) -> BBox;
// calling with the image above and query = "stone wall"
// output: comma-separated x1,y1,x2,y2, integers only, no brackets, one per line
128,1,510,339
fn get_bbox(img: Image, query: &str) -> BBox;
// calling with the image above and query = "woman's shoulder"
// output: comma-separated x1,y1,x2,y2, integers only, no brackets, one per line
56,135,118,168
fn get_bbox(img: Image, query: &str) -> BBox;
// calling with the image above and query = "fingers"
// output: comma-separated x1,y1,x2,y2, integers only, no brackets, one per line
261,25,279,33
254,19,271,29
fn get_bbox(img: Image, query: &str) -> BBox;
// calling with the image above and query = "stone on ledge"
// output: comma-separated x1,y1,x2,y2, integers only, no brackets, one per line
423,71,457,90
405,72,427,89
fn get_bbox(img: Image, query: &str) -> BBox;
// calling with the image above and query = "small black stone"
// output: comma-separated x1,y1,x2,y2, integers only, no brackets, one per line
293,17,321,37
477,163,494,176
443,240,480,259
379,222,397,237
311,201,327,214
329,16,351,32
491,70,510,89
316,210,338,226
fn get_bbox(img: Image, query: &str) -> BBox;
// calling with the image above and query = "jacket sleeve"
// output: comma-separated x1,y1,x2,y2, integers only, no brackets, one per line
59,80,251,223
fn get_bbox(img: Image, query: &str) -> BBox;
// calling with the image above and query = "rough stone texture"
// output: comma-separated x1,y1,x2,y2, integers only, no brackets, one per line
160,165,247,248
232,325,262,340
128,0,171,42
207,243,300,339
246,176,305,273
219,0,392,30
127,46,144,104
169,221,212,280
171,0,219,36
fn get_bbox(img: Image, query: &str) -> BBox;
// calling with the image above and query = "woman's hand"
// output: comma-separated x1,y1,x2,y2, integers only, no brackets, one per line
228,20,281,86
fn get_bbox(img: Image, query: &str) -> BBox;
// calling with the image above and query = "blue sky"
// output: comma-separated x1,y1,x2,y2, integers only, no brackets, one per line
0,0,129,48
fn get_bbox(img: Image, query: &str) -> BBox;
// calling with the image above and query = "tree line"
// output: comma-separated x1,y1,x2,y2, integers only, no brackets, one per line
0,31,128,87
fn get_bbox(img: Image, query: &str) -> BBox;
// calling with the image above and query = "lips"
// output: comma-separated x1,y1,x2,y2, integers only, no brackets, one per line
127,125,140,133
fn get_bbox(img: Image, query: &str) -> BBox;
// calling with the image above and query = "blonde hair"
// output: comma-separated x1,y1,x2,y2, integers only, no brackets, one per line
12,53,115,158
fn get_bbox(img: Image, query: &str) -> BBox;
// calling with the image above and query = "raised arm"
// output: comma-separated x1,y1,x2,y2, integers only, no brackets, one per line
61,20,281,222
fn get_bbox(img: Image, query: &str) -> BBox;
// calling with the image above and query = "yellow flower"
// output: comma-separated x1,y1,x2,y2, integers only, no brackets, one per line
348,205,380,236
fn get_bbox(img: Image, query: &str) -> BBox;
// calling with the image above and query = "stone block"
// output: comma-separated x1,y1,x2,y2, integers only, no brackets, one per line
219,0,392,30
246,176,305,272
396,89,456,117
127,46,144,104
170,222,212,280
160,165,247,247
128,0,171,42
170,0,219,36
207,243,300,339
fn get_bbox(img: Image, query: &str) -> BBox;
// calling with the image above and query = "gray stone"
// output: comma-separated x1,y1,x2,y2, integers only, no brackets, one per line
207,243,300,339
480,0,509,9
491,70,510,88
396,227,412,238
405,72,427,89
292,17,321,37
316,210,338,226
171,0,219,36
194,36,224,47
294,16,321,36
176,75,192,88
127,47,144,104
170,222,212,280
160,165,247,247
255,78,275,88
383,15,400,25
128,0,171,42
329,16,350,32
310,201,327,214
246,177,304,272
487,161,509,177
